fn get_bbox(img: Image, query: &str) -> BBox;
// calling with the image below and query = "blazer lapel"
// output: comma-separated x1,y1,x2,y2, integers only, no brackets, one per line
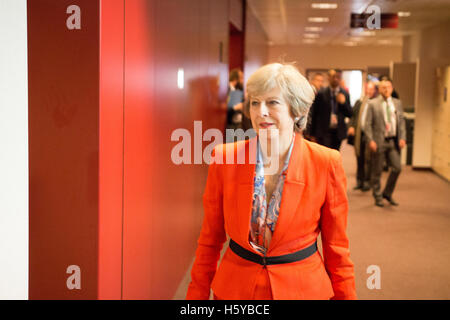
268,133,306,254
235,137,257,251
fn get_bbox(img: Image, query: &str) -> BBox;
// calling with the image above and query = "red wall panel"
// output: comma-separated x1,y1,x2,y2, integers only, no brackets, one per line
122,0,228,299
98,0,125,300
28,0,100,299
28,0,228,299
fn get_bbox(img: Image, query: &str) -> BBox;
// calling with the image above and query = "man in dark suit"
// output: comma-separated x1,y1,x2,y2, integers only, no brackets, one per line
308,69,353,150
364,79,406,207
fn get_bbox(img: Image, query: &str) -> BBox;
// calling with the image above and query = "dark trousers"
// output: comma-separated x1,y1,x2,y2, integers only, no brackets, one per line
356,134,371,188
318,128,341,151
370,138,401,200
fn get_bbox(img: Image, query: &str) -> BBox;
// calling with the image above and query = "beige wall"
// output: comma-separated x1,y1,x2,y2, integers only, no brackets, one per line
402,20,450,169
267,45,402,74
432,66,450,181
244,4,268,84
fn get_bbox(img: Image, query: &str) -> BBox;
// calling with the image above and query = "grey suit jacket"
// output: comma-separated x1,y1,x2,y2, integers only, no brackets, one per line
364,95,406,151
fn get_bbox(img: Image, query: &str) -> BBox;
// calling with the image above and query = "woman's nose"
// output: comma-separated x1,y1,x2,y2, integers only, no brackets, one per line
258,102,269,117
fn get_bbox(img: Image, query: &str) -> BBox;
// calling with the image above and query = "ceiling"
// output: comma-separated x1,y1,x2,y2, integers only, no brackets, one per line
247,0,450,47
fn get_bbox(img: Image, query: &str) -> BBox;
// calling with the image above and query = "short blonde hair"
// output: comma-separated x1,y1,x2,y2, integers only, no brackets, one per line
243,63,315,132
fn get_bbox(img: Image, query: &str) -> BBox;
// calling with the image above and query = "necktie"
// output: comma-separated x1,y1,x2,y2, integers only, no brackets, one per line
332,90,337,114
385,100,391,124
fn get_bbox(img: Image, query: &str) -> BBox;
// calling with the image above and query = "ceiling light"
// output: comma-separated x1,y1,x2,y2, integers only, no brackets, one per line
304,33,320,39
305,26,323,32
343,41,357,46
398,11,411,17
359,30,376,36
378,40,392,45
351,28,376,37
303,39,317,44
311,3,338,9
308,17,330,23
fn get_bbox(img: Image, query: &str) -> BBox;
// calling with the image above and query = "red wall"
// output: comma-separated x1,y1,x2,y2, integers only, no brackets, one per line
229,23,244,71
28,0,100,299
121,0,228,299
29,0,228,299
98,0,124,299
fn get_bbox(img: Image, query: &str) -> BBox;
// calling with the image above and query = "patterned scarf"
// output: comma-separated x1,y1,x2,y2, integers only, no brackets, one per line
249,134,295,254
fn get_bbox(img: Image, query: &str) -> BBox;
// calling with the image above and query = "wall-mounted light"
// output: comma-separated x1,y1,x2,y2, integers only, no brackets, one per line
398,11,411,17
177,68,184,90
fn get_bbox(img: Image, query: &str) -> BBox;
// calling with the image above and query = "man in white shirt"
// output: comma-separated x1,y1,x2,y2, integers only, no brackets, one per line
364,79,406,207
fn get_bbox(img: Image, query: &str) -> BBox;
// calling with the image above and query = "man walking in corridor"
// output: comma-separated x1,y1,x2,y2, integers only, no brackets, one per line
348,81,377,191
308,69,353,150
364,79,406,207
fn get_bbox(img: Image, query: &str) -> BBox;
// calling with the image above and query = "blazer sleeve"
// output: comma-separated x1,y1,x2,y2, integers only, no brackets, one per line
186,147,227,300
363,101,375,143
338,91,353,118
308,92,321,137
349,100,361,129
396,99,407,142
320,150,357,300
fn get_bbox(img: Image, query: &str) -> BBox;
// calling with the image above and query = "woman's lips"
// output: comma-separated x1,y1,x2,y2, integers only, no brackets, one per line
259,122,274,129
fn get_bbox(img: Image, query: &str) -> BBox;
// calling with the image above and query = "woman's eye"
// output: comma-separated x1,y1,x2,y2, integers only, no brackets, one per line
268,100,278,105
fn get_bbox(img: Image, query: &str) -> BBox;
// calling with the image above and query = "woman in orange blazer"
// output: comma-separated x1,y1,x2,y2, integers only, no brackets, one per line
186,63,357,300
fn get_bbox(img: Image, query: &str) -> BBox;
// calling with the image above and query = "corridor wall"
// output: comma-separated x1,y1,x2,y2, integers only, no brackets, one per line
28,0,228,299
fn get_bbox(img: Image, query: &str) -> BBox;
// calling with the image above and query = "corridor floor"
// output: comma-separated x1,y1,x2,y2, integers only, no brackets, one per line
174,141,450,300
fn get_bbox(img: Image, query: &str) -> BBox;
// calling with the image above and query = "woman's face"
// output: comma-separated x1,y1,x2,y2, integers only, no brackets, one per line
249,86,295,141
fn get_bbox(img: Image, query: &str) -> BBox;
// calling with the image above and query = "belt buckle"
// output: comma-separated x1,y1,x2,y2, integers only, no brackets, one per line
262,256,267,266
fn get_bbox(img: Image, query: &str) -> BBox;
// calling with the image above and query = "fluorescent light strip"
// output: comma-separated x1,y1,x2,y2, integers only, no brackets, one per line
304,33,320,39
398,11,411,17
308,17,329,23
305,26,323,32
311,3,338,9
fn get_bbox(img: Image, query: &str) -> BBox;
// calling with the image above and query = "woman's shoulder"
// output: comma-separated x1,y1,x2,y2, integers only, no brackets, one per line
210,138,256,165
303,139,341,165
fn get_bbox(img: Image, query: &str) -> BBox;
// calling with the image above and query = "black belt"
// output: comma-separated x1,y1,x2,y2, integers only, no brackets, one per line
385,136,396,141
229,239,317,266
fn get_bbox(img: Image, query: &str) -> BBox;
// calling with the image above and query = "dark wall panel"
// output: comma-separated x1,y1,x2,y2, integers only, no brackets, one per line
28,0,100,299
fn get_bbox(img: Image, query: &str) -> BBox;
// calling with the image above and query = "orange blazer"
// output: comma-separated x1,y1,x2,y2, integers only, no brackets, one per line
186,133,357,300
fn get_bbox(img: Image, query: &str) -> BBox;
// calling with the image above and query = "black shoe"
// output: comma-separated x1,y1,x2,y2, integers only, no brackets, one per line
375,198,384,207
382,194,399,206
353,185,363,190
361,185,371,192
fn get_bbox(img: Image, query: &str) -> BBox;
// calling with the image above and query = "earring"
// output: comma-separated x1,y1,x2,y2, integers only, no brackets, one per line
294,116,300,122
